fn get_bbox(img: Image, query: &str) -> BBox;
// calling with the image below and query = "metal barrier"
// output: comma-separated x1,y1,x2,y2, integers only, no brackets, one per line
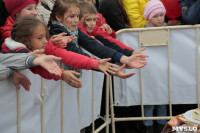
10,24,200,133
109,24,200,132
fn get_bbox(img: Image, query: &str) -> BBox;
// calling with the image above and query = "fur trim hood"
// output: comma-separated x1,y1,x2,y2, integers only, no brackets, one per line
4,38,27,50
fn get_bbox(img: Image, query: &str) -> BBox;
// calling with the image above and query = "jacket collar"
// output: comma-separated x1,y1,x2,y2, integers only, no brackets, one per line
5,38,27,50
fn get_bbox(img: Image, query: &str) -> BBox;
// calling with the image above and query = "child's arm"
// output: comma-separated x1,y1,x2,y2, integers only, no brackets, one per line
11,70,31,91
120,54,148,69
45,42,99,70
94,35,133,56
49,33,76,48
93,26,133,51
78,30,121,60
0,64,31,91
78,30,148,68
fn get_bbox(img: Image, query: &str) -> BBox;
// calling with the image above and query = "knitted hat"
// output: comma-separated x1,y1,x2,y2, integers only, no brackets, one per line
5,0,39,17
143,0,166,21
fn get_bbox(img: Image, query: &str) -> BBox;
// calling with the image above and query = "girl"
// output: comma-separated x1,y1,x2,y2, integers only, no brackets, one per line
48,0,148,71
0,0,75,48
78,1,146,57
2,17,118,88
143,1,168,132
78,0,116,38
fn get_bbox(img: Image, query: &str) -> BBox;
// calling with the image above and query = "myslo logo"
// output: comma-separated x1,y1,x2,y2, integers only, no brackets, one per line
172,126,197,132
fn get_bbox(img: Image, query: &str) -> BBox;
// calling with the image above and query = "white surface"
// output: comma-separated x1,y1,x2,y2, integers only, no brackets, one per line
0,69,104,133
114,27,200,106
184,109,200,124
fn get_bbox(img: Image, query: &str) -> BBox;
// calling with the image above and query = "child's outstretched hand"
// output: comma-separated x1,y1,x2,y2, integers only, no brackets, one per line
49,33,77,48
33,54,62,77
98,58,119,76
125,54,148,69
11,70,31,91
132,47,146,55
114,64,136,79
62,70,82,88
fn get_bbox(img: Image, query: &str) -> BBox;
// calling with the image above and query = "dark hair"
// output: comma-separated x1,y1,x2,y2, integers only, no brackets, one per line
48,0,79,28
79,1,97,19
11,17,48,50
0,0,10,26
116,0,129,24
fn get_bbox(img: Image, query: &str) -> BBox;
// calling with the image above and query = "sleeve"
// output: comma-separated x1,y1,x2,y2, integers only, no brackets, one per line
0,53,36,69
179,0,200,24
0,64,11,80
78,30,123,62
123,0,147,28
95,35,134,56
45,42,99,70
94,27,134,51
65,42,91,57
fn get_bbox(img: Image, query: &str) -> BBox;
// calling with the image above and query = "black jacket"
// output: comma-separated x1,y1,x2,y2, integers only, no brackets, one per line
179,0,200,24
49,24,123,63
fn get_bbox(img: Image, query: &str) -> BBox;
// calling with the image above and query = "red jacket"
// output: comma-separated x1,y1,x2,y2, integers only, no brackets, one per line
96,13,116,38
2,38,99,80
78,25,133,56
0,16,14,42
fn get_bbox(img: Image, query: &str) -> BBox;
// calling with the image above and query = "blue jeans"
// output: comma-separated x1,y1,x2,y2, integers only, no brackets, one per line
143,105,167,126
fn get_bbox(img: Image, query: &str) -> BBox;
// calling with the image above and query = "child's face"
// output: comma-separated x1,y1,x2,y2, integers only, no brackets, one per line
150,12,165,27
57,6,80,31
30,24,47,50
78,0,93,4
79,13,97,33
16,4,38,18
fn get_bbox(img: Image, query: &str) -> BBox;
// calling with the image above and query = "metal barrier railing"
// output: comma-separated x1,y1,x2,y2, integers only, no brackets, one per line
110,24,200,132
15,24,200,133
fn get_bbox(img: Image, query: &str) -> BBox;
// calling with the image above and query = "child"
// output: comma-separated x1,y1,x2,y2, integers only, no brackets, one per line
78,1,146,57
0,49,62,91
143,0,167,132
2,17,119,88
143,0,167,27
0,0,75,48
77,0,116,38
48,0,148,72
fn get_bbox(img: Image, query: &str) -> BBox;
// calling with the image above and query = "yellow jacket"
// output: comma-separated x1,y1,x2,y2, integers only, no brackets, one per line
122,0,149,28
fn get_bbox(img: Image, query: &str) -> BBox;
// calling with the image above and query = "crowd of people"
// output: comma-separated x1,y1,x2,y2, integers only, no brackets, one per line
0,0,200,133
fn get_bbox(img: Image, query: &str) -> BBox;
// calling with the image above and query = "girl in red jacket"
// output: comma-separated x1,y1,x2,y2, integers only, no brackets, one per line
78,2,146,57
77,0,116,38
2,17,119,88
0,0,75,49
